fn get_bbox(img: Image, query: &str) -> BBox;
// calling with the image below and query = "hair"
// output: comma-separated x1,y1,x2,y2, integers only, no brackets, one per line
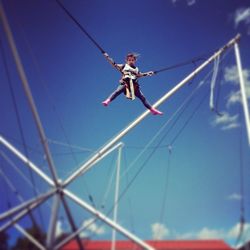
126,52,140,61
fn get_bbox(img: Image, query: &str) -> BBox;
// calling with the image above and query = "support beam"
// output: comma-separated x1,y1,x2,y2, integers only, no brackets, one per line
0,190,54,232
54,219,89,250
64,189,155,250
0,168,37,226
46,194,61,249
64,34,240,188
234,42,250,145
0,2,59,186
111,144,123,250
14,224,46,250
0,150,44,193
0,190,55,222
61,195,85,250
0,135,55,186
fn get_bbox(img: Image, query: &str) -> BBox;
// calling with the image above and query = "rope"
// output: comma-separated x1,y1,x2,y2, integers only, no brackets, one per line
56,0,105,54
210,55,220,110
47,138,93,153
153,56,206,74
55,0,217,76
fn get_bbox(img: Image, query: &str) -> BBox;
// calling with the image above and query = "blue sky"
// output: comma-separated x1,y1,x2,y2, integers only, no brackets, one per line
0,0,250,248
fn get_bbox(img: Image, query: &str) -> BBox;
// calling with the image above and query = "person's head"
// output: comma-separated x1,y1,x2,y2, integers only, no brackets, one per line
126,53,140,66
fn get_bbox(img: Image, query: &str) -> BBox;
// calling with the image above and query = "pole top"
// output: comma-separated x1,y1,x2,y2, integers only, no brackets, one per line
235,33,241,43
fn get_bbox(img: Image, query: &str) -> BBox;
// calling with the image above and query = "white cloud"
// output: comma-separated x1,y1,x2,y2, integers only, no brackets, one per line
187,0,196,6
150,222,250,247
227,222,250,248
224,66,250,107
80,218,105,237
227,193,242,201
227,90,241,107
175,223,250,243
197,227,225,239
176,227,224,240
151,223,170,240
235,7,250,27
211,112,240,130
211,65,250,131
171,0,196,6
224,66,239,84
55,220,64,237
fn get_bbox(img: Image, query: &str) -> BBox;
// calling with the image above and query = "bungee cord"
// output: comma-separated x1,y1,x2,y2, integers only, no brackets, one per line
56,0,211,76
1,1,246,247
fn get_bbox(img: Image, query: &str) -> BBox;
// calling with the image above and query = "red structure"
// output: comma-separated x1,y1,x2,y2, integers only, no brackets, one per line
62,240,233,250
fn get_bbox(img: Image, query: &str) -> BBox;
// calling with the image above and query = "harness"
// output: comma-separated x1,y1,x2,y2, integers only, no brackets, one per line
120,64,139,100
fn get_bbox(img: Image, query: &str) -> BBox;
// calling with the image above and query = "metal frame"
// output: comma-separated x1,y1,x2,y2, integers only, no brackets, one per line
1,2,248,249
234,42,250,145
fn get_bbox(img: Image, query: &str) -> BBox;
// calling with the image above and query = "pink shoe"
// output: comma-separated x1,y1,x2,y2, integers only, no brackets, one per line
102,98,111,106
150,107,163,115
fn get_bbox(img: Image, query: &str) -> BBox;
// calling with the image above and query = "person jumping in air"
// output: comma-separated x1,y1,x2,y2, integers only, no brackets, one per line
102,52,163,115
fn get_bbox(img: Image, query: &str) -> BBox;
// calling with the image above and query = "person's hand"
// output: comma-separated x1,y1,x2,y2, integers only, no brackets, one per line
103,52,109,57
147,71,154,76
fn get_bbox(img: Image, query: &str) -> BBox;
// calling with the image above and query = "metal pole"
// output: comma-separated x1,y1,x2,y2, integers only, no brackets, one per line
54,219,89,250
0,190,55,222
63,142,124,187
234,42,250,145
0,2,59,185
64,34,241,187
0,190,54,232
111,145,122,250
46,194,61,249
14,224,46,250
64,189,155,250
0,168,37,225
0,135,55,187
60,195,85,250
0,150,44,193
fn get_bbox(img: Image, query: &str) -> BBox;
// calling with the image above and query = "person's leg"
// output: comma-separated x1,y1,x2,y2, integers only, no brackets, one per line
135,87,163,115
102,85,126,106
135,87,152,109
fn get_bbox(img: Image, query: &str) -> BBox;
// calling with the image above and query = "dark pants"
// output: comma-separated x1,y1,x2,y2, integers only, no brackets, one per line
108,82,152,110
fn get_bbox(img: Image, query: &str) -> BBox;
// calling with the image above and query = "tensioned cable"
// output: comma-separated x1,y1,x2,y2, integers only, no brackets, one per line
0,37,45,230
56,0,105,53
89,52,232,239
119,66,214,180
0,163,37,226
58,47,234,250
81,85,212,245
56,0,213,75
104,50,231,226
124,48,234,151
120,86,210,209
13,14,95,206
47,139,93,153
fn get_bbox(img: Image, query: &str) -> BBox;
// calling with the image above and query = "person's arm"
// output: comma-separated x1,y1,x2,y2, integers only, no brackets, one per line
103,52,123,72
137,70,155,78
